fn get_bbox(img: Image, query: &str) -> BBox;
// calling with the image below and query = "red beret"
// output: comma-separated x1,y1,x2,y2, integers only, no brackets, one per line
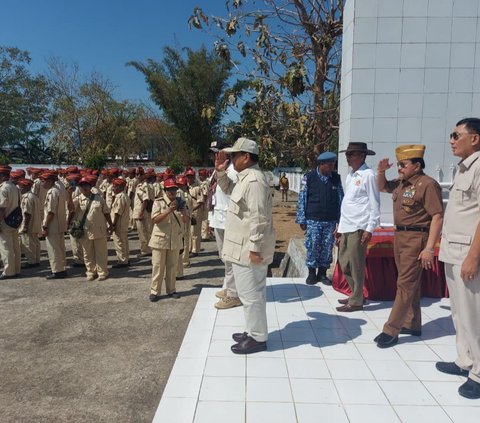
0,166,12,176
112,178,127,187
66,166,79,173
176,175,187,186
40,171,58,181
66,173,82,181
10,170,25,179
17,178,34,187
163,178,178,189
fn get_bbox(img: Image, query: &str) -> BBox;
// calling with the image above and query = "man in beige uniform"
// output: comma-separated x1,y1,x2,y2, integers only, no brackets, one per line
72,178,113,281
175,174,192,277
111,178,131,268
18,178,41,268
186,168,204,256
133,172,153,256
0,166,21,279
215,138,276,354
149,178,188,302
66,173,85,267
437,118,480,399
41,171,67,279
31,168,47,232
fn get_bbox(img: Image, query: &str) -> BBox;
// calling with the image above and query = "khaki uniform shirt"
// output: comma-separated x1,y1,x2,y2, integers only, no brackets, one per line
385,172,443,227
106,183,115,209
20,192,41,234
148,193,183,250
153,181,163,199
188,183,204,219
127,177,139,197
0,180,20,232
133,181,153,219
73,193,110,240
217,164,276,266
32,178,47,208
44,186,68,233
440,151,480,265
111,192,130,233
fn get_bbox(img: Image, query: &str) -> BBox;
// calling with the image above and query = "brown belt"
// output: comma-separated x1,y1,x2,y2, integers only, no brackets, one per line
395,226,429,233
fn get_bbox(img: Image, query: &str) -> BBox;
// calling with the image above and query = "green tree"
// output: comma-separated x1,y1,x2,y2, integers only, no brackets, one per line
0,46,51,162
127,46,233,164
189,0,344,166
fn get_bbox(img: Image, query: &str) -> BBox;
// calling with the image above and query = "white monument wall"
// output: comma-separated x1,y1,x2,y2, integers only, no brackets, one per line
339,0,480,223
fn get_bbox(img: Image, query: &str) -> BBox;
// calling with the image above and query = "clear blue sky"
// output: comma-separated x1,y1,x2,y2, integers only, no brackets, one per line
1,0,225,104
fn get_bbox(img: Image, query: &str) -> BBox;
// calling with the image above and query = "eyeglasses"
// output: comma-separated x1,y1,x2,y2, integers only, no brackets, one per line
397,161,412,169
450,132,470,140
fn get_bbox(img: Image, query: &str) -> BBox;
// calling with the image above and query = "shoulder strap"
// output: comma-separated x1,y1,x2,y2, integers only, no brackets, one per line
79,194,95,230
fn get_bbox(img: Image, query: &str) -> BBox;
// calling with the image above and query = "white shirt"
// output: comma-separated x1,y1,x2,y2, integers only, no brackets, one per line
338,163,380,233
208,164,237,229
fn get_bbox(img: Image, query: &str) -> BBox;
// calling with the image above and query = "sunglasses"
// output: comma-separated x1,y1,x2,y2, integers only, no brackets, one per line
397,161,412,169
449,132,471,140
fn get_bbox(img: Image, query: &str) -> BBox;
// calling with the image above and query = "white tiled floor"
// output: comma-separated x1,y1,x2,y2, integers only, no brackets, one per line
152,278,480,423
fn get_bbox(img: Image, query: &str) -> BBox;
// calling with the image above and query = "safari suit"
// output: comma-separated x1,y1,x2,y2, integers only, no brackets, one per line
105,182,115,209
199,179,210,239
20,191,41,265
177,190,192,277
73,193,110,279
32,178,47,228
217,164,276,342
189,182,204,253
111,191,130,265
69,188,84,265
133,181,153,255
383,173,443,337
0,180,21,276
44,185,67,273
149,194,183,296
439,151,480,383
127,176,138,229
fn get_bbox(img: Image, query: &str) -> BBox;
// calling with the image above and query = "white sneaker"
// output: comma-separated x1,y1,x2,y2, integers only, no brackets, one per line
214,296,242,310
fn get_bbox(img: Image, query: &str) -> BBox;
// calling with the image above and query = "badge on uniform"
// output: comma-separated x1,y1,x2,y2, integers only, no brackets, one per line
403,186,415,199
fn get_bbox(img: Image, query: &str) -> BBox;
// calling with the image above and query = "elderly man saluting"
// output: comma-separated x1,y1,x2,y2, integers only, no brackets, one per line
215,137,276,354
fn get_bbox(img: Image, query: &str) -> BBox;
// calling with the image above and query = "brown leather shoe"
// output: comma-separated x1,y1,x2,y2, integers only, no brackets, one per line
338,298,367,305
336,304,363,312
231,336,267,354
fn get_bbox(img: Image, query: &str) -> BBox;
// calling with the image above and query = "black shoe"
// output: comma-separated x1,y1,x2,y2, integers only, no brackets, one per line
400,327,422,336
306,268,317,285
459,378,480,399
374,332,398,348
435,361,469,376
45,271,67,280
231,336,267,355
71,262,85,268
0,273,16,280
112,262,130,268
168,292,181,299
232,332,248,342
317,274,332,285
149,294,160,302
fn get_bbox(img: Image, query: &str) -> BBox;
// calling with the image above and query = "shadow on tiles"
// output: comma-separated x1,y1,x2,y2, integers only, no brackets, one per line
266,311,367,351
266,283,323,304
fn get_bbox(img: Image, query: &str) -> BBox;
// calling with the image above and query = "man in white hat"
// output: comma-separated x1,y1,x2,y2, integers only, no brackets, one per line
215,137,276,354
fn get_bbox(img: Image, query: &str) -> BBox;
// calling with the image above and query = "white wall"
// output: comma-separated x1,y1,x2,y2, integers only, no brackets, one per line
340,0,480,224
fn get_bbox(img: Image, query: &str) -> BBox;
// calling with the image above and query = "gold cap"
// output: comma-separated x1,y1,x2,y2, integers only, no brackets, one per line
395,144,426,161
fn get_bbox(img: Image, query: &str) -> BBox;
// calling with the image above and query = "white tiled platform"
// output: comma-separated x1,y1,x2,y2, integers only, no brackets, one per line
153,278,480,423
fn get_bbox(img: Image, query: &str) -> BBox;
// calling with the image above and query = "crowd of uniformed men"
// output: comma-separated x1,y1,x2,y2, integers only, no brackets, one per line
0,164,212,295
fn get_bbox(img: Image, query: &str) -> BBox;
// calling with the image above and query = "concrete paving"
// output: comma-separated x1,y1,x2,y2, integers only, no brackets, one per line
0,233,224,423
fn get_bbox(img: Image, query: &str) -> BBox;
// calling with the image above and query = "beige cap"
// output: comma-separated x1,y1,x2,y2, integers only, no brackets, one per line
223,137,259,155
395,144,426,161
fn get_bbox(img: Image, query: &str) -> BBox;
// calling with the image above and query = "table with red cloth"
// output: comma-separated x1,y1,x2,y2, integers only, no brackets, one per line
333,227,449,300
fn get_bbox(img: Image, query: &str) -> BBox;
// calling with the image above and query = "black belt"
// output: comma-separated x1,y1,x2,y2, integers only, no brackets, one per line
395,226,429,233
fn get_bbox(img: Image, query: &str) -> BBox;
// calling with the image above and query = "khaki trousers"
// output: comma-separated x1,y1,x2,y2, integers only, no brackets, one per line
20,232,40,264
232,262,268,342
136,215,152,255
181,222,191,266
81,237,108,278
190,220,202,253
46,232,66,273
215,228,237,297
151,248,179,295
0,226,21,276
112,230,129,264
201,219,209,239
445,263,480,384
383,231,426,337
69,234,84,264
338,230,368,306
